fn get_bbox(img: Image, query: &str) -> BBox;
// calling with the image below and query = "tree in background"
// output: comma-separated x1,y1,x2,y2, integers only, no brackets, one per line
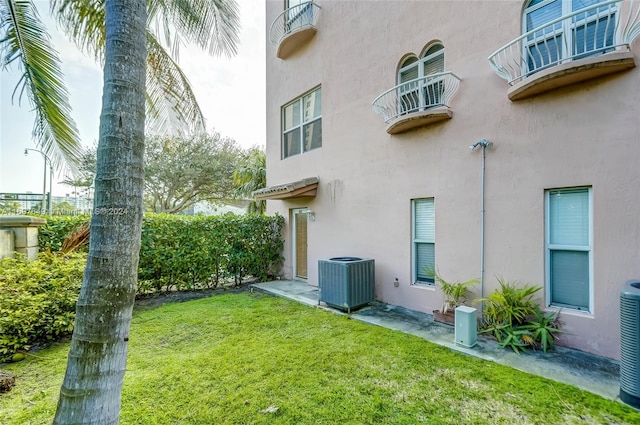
60,145,97,203
0,200,21,213
52,200,75,214
1,0,239,174
144,132,242,214
233,146,266,214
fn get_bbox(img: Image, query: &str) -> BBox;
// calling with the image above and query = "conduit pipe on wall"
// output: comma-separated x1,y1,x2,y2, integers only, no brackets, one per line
469,139,493,312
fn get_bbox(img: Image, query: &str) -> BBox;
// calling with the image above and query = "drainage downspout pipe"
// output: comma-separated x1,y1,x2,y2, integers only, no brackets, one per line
470,139,492,313
480,143,487,311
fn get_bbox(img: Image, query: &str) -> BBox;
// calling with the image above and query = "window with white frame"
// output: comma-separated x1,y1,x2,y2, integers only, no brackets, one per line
398,43,445,115
523,0,616,75
412,198,435,284
285,0,313,32
545,187,592,311
282,87,322,159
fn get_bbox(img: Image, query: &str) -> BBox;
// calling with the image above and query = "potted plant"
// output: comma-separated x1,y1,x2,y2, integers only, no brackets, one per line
425,267,478,325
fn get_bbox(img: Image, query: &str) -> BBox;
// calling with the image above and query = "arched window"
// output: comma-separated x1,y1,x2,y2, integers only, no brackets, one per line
397,43,445,114
523,0,616,74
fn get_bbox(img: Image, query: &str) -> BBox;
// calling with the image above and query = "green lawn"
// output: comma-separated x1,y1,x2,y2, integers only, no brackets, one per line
1,292,638,424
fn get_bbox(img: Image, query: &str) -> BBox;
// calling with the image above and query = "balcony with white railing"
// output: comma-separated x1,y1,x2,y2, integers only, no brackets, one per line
371,72,462,135
489,0,640,100
269,2,321,59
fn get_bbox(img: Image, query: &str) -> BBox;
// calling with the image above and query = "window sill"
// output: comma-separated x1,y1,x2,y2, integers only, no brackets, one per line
385,107,452,134
277,26,317,59
507,50,636,101
411,283,436,291
546,305,593,319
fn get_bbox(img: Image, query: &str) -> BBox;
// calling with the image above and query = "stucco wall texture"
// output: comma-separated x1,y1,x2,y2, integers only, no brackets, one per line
265,0,640,360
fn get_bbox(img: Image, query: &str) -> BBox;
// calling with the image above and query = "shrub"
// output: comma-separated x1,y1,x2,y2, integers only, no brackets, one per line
427,268,478,313
477,278,563,354
37,215,90,252
138,213,284,292
35,213,285,293
0,252,86,362
479,278,540,327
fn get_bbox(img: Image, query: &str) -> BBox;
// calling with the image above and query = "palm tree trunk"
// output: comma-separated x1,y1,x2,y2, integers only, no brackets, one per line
53,1,146,424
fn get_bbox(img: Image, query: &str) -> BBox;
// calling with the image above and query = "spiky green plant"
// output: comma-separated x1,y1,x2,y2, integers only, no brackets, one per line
523,307,564,352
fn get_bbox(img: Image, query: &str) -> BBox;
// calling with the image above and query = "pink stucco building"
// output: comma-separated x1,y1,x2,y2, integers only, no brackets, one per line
259,0,640,360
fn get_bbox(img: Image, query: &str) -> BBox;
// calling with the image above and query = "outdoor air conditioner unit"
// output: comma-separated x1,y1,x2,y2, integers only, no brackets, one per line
620,280,640,409
318,257,375,313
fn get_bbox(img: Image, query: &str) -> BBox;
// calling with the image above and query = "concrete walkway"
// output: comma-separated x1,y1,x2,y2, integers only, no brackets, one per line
252,280,621,401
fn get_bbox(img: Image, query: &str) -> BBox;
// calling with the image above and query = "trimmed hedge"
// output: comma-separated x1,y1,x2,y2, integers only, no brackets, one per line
38,215,91,252
0,252,86,362
36,213,285,291
138,213,284,292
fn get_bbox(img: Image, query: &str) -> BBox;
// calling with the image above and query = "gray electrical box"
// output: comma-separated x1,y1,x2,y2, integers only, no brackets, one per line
455,306,477,348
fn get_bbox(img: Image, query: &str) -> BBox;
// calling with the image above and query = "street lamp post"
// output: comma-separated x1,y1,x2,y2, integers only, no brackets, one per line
24,148,53,215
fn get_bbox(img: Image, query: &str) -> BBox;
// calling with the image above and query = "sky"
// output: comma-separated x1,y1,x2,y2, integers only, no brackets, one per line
0,1,266,197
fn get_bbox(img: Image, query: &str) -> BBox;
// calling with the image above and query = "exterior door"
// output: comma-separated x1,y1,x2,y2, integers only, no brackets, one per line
292,209,308,279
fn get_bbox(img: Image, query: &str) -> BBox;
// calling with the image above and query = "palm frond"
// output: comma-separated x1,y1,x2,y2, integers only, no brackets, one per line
0,0,82,172
148,0,240,59
49,0,105,62
146,32,205,134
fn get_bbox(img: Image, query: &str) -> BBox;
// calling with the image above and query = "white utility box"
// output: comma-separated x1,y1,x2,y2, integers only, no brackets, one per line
455,306,477,348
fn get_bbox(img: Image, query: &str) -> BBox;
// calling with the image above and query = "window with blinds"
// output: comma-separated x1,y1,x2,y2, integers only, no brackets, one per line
546,187,591,311
523,0,615,74
285,0,313,32
397,43,445,115
412,198,435,284
282,87,322,159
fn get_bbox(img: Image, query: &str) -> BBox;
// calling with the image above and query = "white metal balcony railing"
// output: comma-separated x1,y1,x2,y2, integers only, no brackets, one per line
371,72,462,123
269,2,321,45
488,0,640,85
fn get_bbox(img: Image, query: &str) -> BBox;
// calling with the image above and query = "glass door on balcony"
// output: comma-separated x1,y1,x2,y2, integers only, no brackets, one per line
398,57,420,115
525,0,564,73
292,208,308,280
286,0,313,33
571,0,616,58
397,43,445,115
422,44,445,107
523,0,616,74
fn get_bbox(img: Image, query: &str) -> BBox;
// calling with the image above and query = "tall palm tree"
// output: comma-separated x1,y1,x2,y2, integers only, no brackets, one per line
52,3,148,421
234,146,266,214
4,0,241,423
1,0,240,172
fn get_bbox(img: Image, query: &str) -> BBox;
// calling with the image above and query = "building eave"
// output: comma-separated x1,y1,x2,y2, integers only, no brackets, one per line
253,177,319,200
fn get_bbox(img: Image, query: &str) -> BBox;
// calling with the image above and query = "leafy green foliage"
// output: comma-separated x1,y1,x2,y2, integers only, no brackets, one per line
479,278,540,327
233,146,266,214
498,327,529,354
523,307,564,352
143,133,242,214
0,252,85,361
35,213,285,291
138,213,284,291
36,214,90,252
478,279,563,354
0,0,82,170
428,268,478,313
